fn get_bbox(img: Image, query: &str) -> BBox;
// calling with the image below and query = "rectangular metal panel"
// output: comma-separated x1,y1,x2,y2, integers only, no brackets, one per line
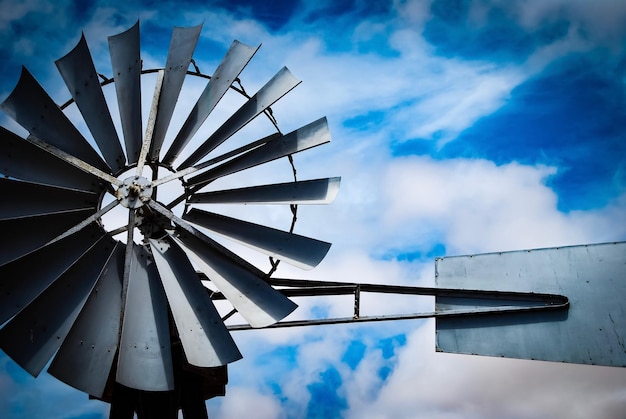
435,242,626,367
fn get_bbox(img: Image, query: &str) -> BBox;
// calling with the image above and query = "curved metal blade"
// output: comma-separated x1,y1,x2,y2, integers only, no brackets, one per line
188,177,341,205
48,244,124,398
183,208,331,270
162,40,260,166
0,178,98,220
176,67,301,170
0,235,116,377
173,228,297,328
0,209,96,267
56,34,126,173
149,237,242,367
0,67,111,173
0,126,104,193
187,117,331,188
116,244,174,391
0,225,105,325
148,24,203,162
109,20,142,164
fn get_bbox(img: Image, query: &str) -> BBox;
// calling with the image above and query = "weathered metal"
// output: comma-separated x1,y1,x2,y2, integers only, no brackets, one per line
183,208,332,270
435,242,626,367
173,228,297,328
116,245,174,391
149,25,203,162
188,177,341,205
176,66,302,170
163,40,260,166
56,34,125,173
186,117,331,188
48,244,124,397
108,20,142,164
0,68,110,173
0,236,116,376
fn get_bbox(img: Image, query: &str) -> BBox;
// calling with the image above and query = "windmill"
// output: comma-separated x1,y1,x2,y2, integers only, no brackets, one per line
0,22,340,417
2,20,625,419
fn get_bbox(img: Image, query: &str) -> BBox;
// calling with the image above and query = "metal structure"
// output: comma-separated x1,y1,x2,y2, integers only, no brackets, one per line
2,20,625,419
0,22,340,418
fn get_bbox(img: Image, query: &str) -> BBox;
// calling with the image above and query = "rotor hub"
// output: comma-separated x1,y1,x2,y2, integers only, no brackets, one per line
116,176,153,209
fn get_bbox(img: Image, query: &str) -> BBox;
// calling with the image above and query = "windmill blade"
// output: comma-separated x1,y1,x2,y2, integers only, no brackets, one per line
148,24,203,162
116,244,174,391
187,117,331,188
149,237,242,367
0,209,96,267
0,225,106,325
188,177,341,205
0,178,98,220
109,20,142,164
0,126,104,193
176,67,301,170
48,244,124,398
56,34,126,173
173,228,297,328
0,236,116,377
0,67,111,173
183,208,331,270
162,40,260,166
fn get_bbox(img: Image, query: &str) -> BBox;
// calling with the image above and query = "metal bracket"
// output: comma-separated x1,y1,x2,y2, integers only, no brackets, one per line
203,277,569,331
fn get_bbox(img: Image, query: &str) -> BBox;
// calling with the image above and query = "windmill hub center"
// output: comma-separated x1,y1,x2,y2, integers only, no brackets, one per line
116,175,153,209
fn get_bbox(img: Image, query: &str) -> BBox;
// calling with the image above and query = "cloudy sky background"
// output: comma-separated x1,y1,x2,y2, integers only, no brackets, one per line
1,0,626,418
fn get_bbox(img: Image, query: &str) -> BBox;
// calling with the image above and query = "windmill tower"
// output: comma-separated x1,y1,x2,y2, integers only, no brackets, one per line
0,22,339,417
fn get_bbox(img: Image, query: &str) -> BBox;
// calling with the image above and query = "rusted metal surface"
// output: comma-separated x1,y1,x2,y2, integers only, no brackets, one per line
435,242,626,367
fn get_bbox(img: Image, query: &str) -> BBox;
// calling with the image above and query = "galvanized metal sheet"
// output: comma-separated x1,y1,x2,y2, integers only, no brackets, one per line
0,178,97,220
116,244,174,391
183,208,331,270
0,225,105,324
0,209,96,267
56,34,125,173
177,66,301,170
48,243,124,397
0,67,110,173
149,237,242,367
173,228,297,328
163,40,259,166
0,236,116,377
108,21,142,164
149,25,202,161
435,242,626,367
187,117,331,187
0,126,103,193
188,177,341,205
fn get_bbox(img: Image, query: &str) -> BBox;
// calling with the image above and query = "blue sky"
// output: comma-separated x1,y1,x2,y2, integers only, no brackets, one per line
1,0,626,418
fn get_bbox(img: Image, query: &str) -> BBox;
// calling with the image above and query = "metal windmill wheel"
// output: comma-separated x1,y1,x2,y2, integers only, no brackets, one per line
0,21,339,417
